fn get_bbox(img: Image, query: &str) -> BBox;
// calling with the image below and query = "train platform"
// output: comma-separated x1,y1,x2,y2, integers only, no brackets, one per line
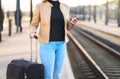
76,21,120,45
77,21,120,37
0,20,75,79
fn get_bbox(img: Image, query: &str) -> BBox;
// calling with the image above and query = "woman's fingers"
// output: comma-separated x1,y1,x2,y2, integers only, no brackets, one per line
29,33,35,39
71,17,80,25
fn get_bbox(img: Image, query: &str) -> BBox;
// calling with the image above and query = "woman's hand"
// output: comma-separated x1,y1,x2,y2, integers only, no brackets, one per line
71,17,80,25
29,32,37,39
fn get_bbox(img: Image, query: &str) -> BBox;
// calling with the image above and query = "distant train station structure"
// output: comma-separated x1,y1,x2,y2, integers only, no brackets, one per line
70,0,120,26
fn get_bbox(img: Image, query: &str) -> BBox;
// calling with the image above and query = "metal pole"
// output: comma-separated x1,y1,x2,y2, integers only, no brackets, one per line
8,19,12,36
100,6,102,19
0,32,1,42
93,5,97,23
117,0,120,27
0,0,1,8
83,6,85,21
105,0,109,25
16,0,20,33
0,0,1,42
88,5,91,21
30,0,33,23
0,0,4,42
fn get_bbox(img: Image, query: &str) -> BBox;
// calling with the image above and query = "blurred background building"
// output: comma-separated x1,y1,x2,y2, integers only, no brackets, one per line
70,0,120,26
0,0,119,25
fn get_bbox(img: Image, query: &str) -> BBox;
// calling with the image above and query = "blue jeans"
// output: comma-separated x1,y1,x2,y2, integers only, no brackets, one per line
39,41,66,79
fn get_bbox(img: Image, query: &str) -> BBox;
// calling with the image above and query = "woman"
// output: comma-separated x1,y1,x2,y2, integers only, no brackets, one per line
29,0,79,79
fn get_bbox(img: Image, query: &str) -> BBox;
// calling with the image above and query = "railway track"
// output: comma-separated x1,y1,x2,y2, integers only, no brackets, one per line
76,25,120,52
67,26,120,79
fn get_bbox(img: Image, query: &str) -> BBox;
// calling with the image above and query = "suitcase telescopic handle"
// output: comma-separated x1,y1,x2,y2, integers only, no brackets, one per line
30,35,38,62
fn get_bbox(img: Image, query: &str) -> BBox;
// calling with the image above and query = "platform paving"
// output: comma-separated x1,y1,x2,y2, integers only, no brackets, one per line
76,21,120,46
77,21,120,37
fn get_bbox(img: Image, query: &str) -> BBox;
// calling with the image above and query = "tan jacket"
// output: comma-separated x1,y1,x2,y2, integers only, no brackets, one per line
30,1,74,44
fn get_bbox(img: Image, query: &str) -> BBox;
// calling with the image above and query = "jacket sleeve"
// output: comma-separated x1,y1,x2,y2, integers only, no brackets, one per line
67,7,74,31
30,5,40,32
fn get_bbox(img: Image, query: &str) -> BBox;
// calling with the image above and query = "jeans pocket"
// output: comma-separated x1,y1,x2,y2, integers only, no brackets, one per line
40,42,48,49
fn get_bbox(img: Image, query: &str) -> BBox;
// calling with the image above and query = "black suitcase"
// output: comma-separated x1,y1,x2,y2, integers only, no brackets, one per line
6,39,44,79
7,59,44,79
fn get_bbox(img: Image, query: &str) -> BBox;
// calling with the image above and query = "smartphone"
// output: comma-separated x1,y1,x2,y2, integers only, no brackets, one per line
76,17,80,20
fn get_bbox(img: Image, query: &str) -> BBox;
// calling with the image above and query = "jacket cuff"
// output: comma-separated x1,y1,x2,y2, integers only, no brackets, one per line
67,21,74,31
